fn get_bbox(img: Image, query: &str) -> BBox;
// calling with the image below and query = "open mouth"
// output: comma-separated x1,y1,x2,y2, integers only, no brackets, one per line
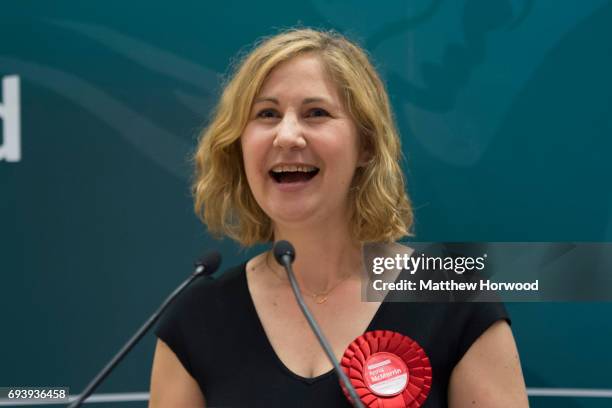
269,165,320,184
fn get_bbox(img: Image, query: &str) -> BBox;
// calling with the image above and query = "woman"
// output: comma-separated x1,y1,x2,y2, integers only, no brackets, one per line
150,28,528,407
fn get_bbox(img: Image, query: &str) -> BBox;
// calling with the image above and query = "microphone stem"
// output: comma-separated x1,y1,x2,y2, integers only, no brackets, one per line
281,257,365,408
68,273,202,407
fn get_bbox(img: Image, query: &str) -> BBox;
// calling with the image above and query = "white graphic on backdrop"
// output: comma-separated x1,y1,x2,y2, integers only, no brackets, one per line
0,19,223,176
0,75,21,162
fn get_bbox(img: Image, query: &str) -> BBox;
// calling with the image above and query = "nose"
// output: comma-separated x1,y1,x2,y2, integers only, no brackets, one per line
273,112,306,149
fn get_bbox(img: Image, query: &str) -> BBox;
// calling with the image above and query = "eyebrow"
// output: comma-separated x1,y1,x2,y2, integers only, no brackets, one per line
253,96,331,105
253,97,278,105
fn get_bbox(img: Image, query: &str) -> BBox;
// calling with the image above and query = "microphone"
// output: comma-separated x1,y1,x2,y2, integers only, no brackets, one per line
273,241,365,408
68,251,222,408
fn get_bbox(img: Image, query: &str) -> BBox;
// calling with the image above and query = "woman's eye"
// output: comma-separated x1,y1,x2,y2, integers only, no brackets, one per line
307,108,330,118
256,109,279,119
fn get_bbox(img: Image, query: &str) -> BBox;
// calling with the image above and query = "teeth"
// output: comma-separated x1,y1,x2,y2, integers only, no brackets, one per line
271,165,318,173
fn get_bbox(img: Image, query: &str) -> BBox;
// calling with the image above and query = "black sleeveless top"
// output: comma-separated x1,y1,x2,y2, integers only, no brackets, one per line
155,263,510,407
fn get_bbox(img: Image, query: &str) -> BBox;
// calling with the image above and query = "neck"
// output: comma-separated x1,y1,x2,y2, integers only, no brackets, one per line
271,218,364,294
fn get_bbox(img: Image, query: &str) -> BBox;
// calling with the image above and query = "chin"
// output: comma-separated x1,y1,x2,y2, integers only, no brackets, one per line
266,204,320,227
271,210,318,225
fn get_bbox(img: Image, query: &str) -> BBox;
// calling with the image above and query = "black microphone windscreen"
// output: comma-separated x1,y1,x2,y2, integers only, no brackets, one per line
196,251,222,276
273,240,295,265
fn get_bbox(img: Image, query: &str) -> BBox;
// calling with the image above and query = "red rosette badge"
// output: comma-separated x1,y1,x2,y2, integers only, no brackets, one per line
340,330,432,407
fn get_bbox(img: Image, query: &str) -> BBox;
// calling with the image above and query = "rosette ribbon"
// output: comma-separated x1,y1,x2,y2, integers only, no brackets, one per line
340,330,432,407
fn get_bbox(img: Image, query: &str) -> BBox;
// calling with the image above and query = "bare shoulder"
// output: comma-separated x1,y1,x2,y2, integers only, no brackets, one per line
149,339,206,408
448,320,529,407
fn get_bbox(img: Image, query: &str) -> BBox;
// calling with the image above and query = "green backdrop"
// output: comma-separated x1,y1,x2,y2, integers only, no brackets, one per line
1,1,611,407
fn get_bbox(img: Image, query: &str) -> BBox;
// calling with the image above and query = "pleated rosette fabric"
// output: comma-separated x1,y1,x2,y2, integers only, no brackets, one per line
340,330,432,407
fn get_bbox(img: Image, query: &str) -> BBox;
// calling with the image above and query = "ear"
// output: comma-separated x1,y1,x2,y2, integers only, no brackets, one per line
356,141,373,168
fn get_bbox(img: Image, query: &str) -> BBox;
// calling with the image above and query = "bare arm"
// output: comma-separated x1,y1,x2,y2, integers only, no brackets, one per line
149,339,206,408
448,320,529,407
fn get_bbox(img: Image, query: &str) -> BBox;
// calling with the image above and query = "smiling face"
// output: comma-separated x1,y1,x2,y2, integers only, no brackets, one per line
241,53,366,229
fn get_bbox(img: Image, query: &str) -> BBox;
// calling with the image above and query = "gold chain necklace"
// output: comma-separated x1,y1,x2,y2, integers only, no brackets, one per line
264,252,352,304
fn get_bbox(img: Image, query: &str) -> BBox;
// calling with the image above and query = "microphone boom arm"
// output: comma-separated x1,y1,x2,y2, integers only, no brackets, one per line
279,253,365,408
68,251,221,407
